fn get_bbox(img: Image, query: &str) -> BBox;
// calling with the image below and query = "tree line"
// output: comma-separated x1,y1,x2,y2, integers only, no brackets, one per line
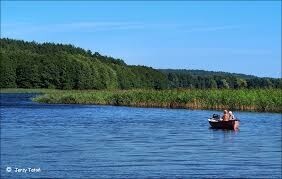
1,38,281,90
162,70,281,89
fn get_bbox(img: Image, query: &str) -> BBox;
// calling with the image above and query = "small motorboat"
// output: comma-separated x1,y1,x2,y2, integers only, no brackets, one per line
208,114,240,130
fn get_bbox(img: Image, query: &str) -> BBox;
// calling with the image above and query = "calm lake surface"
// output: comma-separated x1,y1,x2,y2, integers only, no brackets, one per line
1,93,281,178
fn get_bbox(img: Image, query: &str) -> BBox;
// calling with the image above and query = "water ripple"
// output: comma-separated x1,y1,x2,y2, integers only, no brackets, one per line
1,94,281,178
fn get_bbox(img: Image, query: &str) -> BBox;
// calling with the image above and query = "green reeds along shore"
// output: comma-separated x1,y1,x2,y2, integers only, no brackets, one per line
11,88,279,113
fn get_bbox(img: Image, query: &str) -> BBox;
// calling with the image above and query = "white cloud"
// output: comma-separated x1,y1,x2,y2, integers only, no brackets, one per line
1,21,147,36
1,21,242,36
184,25,241,32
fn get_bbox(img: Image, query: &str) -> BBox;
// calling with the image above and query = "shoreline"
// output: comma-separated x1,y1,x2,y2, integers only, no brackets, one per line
33,98,281,113
1,88,281,113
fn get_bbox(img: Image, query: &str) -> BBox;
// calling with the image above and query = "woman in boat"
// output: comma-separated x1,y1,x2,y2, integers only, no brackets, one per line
222,110,230,121
229,111,235,120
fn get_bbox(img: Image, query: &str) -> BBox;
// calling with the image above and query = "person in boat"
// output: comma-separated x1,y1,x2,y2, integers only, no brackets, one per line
229,111,235,120
221,110,230,121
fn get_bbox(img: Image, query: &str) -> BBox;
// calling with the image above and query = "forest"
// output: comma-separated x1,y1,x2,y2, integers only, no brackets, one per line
1,38,281,90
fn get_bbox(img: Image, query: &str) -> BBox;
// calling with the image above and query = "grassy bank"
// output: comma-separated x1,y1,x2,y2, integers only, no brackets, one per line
1,88,281,112
22,89,282,113
0,88,60,93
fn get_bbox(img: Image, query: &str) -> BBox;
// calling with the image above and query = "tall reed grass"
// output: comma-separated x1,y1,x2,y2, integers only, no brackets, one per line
32,89,282,112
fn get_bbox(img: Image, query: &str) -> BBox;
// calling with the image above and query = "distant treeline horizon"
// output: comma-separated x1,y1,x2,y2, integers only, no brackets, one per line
1,38,281,90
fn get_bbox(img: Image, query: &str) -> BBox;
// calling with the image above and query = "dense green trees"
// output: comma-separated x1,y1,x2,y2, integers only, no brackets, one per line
161,70,281,89
1,38,281,90
0,52,17,88
0,38,169,90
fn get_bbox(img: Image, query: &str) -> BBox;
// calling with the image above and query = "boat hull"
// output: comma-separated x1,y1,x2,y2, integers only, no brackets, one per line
209,119,239,130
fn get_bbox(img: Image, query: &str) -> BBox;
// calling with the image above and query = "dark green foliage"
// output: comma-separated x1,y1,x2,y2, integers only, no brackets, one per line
0,52,17,88
160,69,257,79
1,38,168,90
161,69,281,89
1,38,281,90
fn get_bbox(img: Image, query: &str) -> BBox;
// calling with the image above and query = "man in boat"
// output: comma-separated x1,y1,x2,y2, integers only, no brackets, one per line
221,110,230,121
229,111,235,120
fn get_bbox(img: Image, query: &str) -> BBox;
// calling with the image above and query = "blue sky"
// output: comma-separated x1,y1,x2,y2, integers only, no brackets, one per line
1,1,281,78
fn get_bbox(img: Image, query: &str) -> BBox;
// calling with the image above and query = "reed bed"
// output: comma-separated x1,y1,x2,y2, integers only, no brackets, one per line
31,89,282,112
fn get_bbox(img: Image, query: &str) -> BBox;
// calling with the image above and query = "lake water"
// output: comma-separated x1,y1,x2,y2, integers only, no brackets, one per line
1,93,281,178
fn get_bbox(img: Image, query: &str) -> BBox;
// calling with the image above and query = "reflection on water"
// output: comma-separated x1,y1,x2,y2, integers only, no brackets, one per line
1,93,281,178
